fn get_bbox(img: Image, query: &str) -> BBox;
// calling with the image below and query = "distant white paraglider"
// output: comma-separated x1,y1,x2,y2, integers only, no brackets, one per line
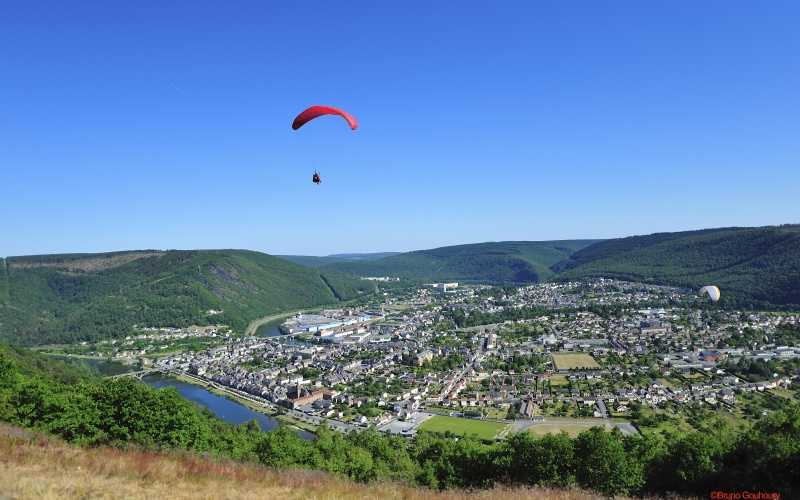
699,285,721,302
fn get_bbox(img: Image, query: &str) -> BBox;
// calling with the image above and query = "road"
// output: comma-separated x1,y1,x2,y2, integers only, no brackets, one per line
595,398,612,425
440,353,478,398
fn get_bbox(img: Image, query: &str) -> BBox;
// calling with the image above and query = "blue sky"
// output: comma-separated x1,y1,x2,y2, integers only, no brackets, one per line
2,1,798,257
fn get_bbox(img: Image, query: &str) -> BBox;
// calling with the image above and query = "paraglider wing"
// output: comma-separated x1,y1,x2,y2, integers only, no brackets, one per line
292,105,358,131
699,285,721,302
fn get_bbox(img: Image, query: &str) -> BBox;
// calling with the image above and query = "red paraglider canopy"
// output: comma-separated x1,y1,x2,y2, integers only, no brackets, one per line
292,105,358,131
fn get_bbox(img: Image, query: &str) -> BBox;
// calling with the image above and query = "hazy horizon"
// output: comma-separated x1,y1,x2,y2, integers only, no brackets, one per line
5,223,799,260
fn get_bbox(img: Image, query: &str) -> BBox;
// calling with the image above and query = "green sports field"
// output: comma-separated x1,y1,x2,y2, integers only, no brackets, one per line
416,415,510,440
551,353,601,370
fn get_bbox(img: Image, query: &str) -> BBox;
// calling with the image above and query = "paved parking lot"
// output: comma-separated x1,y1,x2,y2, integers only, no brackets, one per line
377,410,435,435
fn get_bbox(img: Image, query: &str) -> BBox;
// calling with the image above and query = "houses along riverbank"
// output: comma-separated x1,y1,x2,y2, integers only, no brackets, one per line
47,354,319,438
142,370,318,438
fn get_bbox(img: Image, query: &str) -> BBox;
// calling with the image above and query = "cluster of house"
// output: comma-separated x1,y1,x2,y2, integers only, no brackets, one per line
145,281,799,429
110,327,227,360
543,372,794,414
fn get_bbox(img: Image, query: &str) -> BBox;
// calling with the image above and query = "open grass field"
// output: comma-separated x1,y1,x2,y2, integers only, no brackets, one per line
769,388,798,400
526,423,611,438
485,408,508,419
416,415,510,441
551,353,601,370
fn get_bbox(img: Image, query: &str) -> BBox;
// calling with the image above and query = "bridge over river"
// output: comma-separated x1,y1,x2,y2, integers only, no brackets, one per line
110,368,168,380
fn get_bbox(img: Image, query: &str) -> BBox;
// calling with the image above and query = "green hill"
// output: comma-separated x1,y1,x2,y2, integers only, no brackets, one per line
279,225,800,308
315,241,602,284
0,258,9,303
277,252,400,268
553,225,800,308
4,225,800,346
0,250,373,346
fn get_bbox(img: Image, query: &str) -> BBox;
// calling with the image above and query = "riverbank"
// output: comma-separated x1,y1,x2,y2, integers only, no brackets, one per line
164,370,319,435
244,311,295,336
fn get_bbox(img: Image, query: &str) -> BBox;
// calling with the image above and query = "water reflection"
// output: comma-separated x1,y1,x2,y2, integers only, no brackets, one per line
255,318,285,337
49,355,136,377
141,373,314,440
48,348,315,440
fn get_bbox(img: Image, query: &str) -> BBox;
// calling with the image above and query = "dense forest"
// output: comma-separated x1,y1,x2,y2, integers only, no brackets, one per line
300,225,800,309
553,225,800,309
305,240,602,284
0,250,373,346
0,343,797,497
276,252,401,268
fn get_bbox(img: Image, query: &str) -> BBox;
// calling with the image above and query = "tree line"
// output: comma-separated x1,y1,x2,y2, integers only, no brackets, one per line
555,225,800,308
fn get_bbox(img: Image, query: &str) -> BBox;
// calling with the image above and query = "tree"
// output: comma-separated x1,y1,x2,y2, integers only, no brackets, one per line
0,351,19,421
346,426,418,483
409,430,460,489
726,403,800,496
625,431,667,493
314,422,357,477
573,427,642,496
255,426,321,468
39,383,105,445
495,431,539,485
517,431,576,487
649,430,729,494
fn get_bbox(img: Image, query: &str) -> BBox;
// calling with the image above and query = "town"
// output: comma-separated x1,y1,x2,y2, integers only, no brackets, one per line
64,279,800,438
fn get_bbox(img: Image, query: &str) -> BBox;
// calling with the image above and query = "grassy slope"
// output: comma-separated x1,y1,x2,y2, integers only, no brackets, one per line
320,240,603,284
553,225,800,306
0,424,663,500
0,250,372,346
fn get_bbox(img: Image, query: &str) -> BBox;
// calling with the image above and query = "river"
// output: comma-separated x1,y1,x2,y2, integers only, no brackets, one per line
51,355,314,440
254,317,285,337
141,373,314,440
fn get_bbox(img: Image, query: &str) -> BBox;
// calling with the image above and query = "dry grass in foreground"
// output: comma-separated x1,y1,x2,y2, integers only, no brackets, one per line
0,424,692,500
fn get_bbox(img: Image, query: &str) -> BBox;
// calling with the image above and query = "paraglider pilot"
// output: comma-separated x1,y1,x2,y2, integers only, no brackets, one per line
293,105,358,185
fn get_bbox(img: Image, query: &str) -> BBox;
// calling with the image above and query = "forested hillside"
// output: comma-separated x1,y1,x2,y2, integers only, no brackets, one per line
4,225,800,346
553,225,800,309
278,252,401,268
0,258,9,303
281,225,800,309
316,241,602,284
0,250,373,346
